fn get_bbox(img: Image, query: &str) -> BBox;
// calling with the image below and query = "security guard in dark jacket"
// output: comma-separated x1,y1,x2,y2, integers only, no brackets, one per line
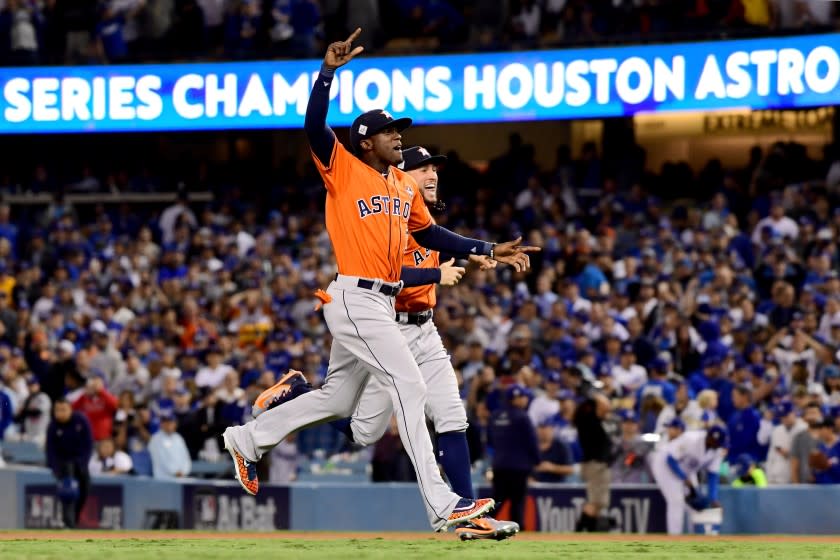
489,384,540,527
46,398,94,528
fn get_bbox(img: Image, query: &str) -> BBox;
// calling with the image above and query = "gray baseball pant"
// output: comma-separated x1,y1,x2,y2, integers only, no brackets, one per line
351,316,468,445
223,275,461,531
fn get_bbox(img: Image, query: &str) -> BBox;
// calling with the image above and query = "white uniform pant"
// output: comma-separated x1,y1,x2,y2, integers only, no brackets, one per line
224,275,461,531
649,453,698,535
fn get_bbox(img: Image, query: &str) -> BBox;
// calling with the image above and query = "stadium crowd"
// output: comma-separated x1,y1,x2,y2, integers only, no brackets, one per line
0,132,840,492
0,0,838,66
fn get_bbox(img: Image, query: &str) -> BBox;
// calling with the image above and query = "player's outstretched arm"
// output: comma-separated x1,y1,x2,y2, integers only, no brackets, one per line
304,28,364,167
400,259,465,287
412,225,540,272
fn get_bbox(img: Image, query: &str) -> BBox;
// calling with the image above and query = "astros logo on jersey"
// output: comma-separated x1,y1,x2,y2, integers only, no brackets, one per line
357,195,411,219
412,247,431,266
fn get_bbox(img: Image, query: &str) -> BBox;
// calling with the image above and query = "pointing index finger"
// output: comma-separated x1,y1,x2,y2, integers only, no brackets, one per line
346,27,362,44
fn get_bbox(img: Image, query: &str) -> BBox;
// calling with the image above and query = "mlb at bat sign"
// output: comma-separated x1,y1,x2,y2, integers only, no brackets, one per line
480,485,667,533
182,483,290,530
24,484,123,529
1,33,839,133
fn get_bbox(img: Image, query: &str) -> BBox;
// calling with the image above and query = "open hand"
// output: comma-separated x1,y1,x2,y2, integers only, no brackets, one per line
324,28,364,70
492,237,541,272
439,258,465,286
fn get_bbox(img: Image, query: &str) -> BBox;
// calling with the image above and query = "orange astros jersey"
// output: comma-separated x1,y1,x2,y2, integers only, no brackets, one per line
313,141,433,283
396,228,440,313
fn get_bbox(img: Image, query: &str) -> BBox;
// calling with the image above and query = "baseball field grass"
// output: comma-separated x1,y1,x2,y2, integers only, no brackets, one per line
2,532,840,560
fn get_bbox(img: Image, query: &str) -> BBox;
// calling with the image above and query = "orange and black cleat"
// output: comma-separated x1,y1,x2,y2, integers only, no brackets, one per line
455,516,520,541
444,498,495,530
252,370,312,418
223,432,259,495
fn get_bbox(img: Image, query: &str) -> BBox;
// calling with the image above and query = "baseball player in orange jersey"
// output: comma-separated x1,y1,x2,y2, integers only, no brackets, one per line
253,146,520,540
221,28,539,532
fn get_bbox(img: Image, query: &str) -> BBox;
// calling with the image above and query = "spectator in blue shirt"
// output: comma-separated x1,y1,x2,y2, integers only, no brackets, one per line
636,358,676,411
813,419,840,484
533,420,574,483
0,388,12,440
96,3,128,63
289,0,320,57
577,252,608,299
689,354,736,422
727,385,766,463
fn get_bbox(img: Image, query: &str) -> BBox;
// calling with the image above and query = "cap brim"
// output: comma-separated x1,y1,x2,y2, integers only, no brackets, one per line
403,154,447,171
370,117,412,136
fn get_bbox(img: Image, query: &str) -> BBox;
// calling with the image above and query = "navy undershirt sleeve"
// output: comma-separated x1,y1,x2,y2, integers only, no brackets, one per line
400,266,441,287
411,225,492,259
304,65,337,167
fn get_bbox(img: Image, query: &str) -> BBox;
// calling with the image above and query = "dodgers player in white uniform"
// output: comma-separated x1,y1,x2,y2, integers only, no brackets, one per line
648,425,727,534
253,146,521,540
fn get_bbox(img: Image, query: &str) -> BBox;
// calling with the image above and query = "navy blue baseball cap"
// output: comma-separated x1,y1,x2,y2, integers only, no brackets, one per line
649,358,668,372
617,409,637,423
506,384,532,401
734,453,754,475
750,364,766,378
824,365,840,379
543,370,562,384
398,146,446,171
774,400,794,419
349,109,412,154
706,425,729,448
666,417,685,430
159,409,176,421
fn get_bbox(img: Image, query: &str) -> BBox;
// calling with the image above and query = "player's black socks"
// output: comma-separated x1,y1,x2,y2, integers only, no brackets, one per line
437,431,474,499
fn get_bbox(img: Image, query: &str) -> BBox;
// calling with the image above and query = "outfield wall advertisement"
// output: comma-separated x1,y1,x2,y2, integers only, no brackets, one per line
24,484,124,529
182,483,290,530
0,33,838,133
479,485,667,533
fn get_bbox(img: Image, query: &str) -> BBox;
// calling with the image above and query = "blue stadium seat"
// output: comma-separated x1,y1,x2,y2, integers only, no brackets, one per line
1,440,46,465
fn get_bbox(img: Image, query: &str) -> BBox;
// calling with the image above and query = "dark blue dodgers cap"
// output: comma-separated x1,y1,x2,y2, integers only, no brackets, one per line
349,109,412,154
774,400,794,419
506,384,533,401
617,409,637,422
398,146,447,171
706,425,729,447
